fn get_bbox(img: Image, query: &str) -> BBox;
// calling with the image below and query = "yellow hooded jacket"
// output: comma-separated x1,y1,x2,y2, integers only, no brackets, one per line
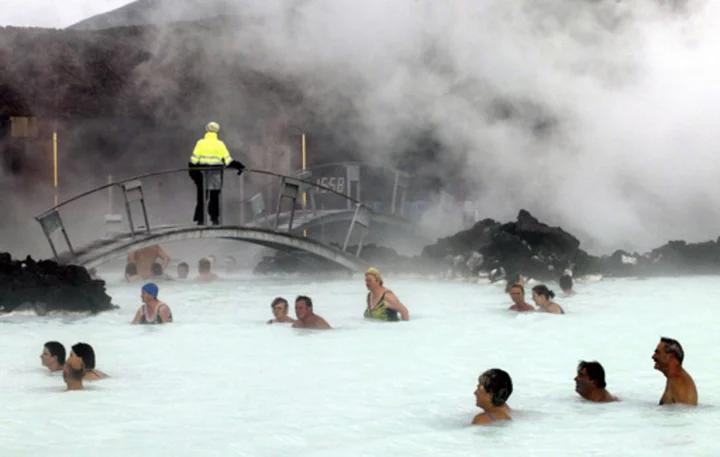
190,132,233,166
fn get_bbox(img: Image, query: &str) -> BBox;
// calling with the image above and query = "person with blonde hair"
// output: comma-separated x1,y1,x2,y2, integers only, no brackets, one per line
363,267,410,321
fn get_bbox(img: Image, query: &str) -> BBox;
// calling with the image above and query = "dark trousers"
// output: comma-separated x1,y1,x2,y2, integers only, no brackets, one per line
190,170,221,224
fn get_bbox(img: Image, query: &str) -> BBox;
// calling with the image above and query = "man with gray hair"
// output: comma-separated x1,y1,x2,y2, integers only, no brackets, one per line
188,121,245,225
652,337,697,406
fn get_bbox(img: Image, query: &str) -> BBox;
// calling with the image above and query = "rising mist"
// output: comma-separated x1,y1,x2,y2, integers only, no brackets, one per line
4,0,720,257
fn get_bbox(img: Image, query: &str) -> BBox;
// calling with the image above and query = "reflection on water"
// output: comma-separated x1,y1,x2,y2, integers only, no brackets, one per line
1,275,719,456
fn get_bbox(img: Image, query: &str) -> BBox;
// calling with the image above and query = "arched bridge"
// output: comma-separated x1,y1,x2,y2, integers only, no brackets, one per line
34,167,426,273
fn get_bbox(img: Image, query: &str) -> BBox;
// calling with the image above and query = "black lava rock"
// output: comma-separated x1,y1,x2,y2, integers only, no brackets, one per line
0,253,117,314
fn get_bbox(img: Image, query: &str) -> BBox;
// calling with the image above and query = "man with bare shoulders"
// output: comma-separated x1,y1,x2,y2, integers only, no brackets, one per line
292,296,331,329
653,337,697,406
574,360,617,403
508,284,535,312
127,245,170,279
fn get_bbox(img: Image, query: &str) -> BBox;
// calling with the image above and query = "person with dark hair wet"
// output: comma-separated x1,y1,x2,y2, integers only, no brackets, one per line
292,295,331,329
70,343,108,381
40,341,65,372
559,274,576,295
653,337,697,406
472,368,513,424
531,285,564,314
575,361,617,402
267,297,295,324
508,284,535,312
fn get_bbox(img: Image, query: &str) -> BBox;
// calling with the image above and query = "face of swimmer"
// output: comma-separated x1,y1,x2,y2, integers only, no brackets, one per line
474,379,493,410
272,300,288,319
295,299,311,320
141,290,153,305
365,273,381,290
509,286,524,304
531,291,549,307
653,343,671,371
574,367,593,395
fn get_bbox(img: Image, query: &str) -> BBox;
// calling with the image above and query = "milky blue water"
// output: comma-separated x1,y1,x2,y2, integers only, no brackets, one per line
1,273,717,456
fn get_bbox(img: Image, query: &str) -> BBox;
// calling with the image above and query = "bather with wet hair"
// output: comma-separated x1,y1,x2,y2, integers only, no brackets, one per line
267,297,295,324
575,361,617,402
472,368,513,425
531,285,565,314
653,337,697,406
508,284,535,312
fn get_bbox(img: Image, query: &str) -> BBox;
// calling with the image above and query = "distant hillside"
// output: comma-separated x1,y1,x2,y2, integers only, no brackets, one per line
68,0,234,30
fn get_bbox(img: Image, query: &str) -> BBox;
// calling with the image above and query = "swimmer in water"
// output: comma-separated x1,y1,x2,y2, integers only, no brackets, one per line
63,357,85,391
195,258,219,282
127,244,170,280
363,267,409,322
176,262,189,280
508,284,535,312
472,368,513,425
70,343,108,381
292,296,331,329
653,337,698,406
267,297,295,324
531,285,565,314
40,341,66,372
132,282,173,325
574,361,617,402
559,274,576,296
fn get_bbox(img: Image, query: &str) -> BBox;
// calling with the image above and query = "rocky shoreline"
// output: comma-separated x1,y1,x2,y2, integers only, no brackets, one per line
254,210,720,280
0,253,117,315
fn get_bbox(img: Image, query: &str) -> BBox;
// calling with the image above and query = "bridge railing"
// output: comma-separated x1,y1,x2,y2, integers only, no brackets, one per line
34,167,375,264
293,162,411,216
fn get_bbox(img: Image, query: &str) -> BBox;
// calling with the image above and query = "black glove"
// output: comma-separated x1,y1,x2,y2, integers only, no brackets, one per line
228,160,246,175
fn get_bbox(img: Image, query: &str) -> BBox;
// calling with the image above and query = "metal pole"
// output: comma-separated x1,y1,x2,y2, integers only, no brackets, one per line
53,131,58,206
201,170,207,226
302,133,307,237
391,170,399,215
108,175,113,214
239,173,245,225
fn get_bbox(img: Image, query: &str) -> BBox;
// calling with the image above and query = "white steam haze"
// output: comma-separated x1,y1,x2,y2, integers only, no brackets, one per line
0,0,132,28
3,0,720,257
136,0,720,253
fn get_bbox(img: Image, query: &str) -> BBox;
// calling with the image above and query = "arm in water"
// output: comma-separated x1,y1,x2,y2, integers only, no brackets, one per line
384,291,410,321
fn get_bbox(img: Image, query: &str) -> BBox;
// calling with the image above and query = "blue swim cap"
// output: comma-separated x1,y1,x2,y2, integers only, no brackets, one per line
142,282,159,298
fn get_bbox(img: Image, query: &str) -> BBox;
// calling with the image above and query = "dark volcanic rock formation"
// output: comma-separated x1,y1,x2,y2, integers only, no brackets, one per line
422,210,585,281
0,253,117,314
253,210,720,280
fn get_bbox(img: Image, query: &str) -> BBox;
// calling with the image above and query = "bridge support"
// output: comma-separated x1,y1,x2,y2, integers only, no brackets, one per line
121,180,151,238
391,170,409,216
36,210,75,261
275,178,300,231
342,203,373,257
345,164,360,210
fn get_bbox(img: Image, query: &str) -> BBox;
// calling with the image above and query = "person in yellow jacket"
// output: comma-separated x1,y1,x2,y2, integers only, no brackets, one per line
188,122,245,225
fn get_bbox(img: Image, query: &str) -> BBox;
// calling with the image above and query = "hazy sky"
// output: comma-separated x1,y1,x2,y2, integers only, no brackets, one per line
0,0,131,28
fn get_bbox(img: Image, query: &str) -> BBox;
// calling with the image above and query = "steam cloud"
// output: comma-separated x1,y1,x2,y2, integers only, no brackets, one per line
143,0,720,253
4,0,720,256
